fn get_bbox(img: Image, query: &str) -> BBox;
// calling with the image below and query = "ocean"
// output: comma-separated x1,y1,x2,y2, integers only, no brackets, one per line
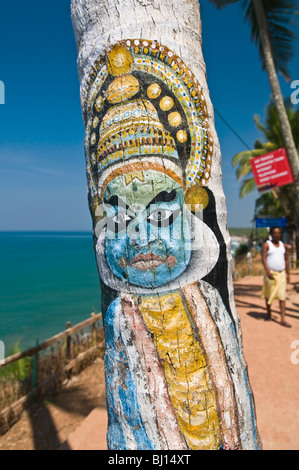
0,232,102,353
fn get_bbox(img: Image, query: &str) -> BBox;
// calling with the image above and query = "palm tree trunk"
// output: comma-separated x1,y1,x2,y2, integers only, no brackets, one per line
252,0,299,200
71,0,261,450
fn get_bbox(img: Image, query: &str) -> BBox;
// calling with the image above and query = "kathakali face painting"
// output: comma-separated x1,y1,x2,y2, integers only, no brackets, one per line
80,39,261,451
83,40,215,291
103,170,191,288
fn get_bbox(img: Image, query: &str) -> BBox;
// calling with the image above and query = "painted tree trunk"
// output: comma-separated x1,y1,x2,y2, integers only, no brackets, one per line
71,0,262,450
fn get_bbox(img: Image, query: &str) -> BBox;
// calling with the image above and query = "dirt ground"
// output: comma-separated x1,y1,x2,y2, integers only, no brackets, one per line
0,270,298,451
234,270,299,450
0,358,106,451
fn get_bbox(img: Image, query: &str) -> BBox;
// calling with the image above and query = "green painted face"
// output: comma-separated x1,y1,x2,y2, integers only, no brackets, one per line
104,170,178,206
103,170,191,288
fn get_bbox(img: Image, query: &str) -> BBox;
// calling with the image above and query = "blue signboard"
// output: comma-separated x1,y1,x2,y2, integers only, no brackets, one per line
255,217,287,228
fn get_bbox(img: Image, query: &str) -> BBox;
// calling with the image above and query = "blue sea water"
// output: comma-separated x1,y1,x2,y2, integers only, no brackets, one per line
0,232,102,353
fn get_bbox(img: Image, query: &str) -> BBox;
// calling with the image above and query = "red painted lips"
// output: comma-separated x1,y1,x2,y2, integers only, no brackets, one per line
119,253,178,271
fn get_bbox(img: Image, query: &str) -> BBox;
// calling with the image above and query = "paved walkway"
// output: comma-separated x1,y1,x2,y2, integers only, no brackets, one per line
63,270,299,451
234,270,299,450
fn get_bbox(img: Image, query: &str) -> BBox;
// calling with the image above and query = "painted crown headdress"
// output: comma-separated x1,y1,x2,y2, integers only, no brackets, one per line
84,39,213,208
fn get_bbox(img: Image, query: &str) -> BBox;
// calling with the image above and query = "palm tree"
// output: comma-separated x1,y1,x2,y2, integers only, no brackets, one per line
232,100,299,226
254,189,296,224
209,0,299,201
232,100,299,196
232,140,276,198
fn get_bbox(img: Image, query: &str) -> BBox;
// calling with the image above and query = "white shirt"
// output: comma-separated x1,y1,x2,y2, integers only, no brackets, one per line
266,240,286,272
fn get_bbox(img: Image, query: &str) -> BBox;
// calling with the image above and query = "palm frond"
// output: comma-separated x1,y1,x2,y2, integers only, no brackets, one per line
253,139,276,152
236,161,253,180
210,1,299,80
241,0,298,80
232,150,251,167
261,99,299,148
255,191,284,217
253,114,267,134
261,142,277,151
232,97,299,207
232,148,270,167
254,139,264,149
239,177,257,198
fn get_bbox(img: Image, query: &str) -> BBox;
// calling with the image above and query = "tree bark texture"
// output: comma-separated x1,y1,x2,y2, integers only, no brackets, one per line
71,0,262,450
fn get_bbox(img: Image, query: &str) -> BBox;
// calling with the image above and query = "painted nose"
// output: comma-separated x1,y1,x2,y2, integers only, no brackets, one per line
127,216,148,246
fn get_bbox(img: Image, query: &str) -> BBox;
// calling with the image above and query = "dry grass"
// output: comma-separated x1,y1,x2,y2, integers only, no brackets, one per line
0,323,105,435
234,251,265,280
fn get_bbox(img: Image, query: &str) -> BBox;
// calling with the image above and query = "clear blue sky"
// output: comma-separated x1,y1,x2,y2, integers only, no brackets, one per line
0,0,298,230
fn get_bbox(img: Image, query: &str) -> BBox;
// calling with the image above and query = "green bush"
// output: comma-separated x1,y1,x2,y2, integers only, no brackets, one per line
235,243,249,257
0,341,33,382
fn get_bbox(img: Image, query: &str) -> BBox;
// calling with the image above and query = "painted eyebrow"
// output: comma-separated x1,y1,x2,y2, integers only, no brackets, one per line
104,195,129,210
145,189,177,209
104,189,177,212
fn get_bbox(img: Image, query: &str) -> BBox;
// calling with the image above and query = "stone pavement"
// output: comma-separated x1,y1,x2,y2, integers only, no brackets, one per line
62,270,299,451
234,270,299,450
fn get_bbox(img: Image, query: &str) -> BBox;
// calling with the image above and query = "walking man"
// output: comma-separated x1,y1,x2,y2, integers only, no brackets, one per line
262,227,291,327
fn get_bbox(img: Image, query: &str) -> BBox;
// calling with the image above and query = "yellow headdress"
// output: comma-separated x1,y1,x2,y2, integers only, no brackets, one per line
84,40,213,206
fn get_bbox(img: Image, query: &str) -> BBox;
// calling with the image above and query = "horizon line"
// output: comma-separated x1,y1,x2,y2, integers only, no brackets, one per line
0,227,253,232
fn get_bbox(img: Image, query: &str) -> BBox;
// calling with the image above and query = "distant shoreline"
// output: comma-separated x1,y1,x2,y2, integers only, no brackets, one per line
0,228,252,234
0,230,92,233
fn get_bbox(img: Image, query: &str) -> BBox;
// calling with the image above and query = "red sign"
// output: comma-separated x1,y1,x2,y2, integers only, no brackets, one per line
250,148,294,192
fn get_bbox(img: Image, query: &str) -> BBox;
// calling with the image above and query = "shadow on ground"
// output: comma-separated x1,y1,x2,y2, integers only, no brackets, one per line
234,279,299,323
26,385,105,450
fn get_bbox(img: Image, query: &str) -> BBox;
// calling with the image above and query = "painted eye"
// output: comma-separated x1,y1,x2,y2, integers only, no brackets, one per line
147,209,173,226
113,213,132,224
